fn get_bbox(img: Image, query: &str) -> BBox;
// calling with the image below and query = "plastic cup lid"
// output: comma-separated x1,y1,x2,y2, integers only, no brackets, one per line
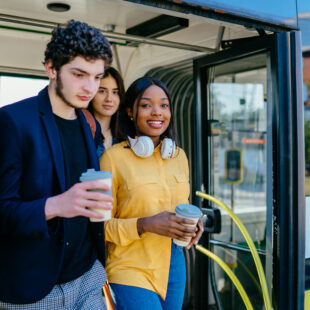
79,169,112,182
175,204,202,218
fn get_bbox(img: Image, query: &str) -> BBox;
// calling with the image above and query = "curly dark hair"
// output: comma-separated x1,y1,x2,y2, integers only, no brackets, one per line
44,19,112,71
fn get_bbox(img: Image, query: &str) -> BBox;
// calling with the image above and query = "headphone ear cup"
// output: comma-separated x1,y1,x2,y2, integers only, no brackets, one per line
161,138,176,159
128,136,154,158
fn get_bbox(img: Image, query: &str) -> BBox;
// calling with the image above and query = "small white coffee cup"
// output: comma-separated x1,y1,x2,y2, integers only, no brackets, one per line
173,204,202,247
79,169,113,222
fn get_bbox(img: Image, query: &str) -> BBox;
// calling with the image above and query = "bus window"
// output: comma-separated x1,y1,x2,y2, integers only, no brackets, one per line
0,75,48,108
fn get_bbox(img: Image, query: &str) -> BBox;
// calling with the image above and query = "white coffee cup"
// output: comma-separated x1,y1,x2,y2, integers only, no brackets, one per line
79,169,113,222
173,204,202,247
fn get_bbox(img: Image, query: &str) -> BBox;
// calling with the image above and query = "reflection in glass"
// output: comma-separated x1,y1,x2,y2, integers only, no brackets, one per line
177,0,298,27
206,54,267,309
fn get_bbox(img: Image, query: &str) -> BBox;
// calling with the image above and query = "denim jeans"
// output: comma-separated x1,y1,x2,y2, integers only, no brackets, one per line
110,242,186,310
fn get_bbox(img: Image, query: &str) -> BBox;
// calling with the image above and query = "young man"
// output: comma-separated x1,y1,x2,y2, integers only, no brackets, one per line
0,20,113,309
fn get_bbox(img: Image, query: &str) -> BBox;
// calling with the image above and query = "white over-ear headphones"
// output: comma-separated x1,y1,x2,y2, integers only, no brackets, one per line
127,136,176,159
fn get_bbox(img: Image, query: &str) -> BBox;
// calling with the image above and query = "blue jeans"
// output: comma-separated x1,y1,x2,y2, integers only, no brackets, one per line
110,242,186,310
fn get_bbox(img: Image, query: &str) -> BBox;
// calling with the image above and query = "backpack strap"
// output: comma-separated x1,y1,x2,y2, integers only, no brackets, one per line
81,109,96,139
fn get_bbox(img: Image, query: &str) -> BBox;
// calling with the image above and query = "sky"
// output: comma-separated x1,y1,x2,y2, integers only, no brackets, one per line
298,0,310,48
298,0,310,13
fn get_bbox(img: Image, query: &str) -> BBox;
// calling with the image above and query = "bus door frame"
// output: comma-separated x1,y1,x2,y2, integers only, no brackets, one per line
193,32,305,310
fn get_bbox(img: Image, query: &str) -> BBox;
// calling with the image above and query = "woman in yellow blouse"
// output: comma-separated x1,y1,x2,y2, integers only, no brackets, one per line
100,77,203,310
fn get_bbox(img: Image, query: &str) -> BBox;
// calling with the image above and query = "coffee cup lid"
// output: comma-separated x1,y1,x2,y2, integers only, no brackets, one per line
80,169,112,182
175,204,202,218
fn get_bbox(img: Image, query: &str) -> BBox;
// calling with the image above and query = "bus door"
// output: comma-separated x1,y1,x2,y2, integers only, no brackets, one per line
193,32,305,310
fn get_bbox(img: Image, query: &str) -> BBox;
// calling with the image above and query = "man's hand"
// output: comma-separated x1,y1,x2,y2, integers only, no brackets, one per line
45,180,113,220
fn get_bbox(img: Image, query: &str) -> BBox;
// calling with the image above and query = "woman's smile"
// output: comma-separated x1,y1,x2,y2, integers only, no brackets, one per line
147,119,164,128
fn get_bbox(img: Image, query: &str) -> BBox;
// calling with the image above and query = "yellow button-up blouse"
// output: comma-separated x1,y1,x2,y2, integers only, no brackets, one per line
100,141,190,300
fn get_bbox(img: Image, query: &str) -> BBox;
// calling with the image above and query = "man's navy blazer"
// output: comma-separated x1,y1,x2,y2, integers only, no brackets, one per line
0,87,105,304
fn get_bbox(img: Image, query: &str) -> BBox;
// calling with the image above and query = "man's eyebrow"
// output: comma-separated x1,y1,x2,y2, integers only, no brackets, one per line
70,68,105,76
70,68,88,74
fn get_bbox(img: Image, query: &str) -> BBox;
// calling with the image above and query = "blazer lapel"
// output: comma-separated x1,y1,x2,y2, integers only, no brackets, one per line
38,87,66,192
77,109,99,171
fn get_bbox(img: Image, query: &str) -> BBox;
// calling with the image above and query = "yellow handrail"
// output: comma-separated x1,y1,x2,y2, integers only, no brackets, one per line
196,244,254,310
196,191,272,310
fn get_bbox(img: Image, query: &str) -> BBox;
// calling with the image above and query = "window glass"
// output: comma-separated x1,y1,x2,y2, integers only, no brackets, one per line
298,0,310,48
0,75,48,108
164,0,298,27
206,54,268,309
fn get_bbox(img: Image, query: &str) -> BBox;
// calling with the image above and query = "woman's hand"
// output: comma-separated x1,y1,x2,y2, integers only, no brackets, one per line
186,217,204,249
137,211,197,242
